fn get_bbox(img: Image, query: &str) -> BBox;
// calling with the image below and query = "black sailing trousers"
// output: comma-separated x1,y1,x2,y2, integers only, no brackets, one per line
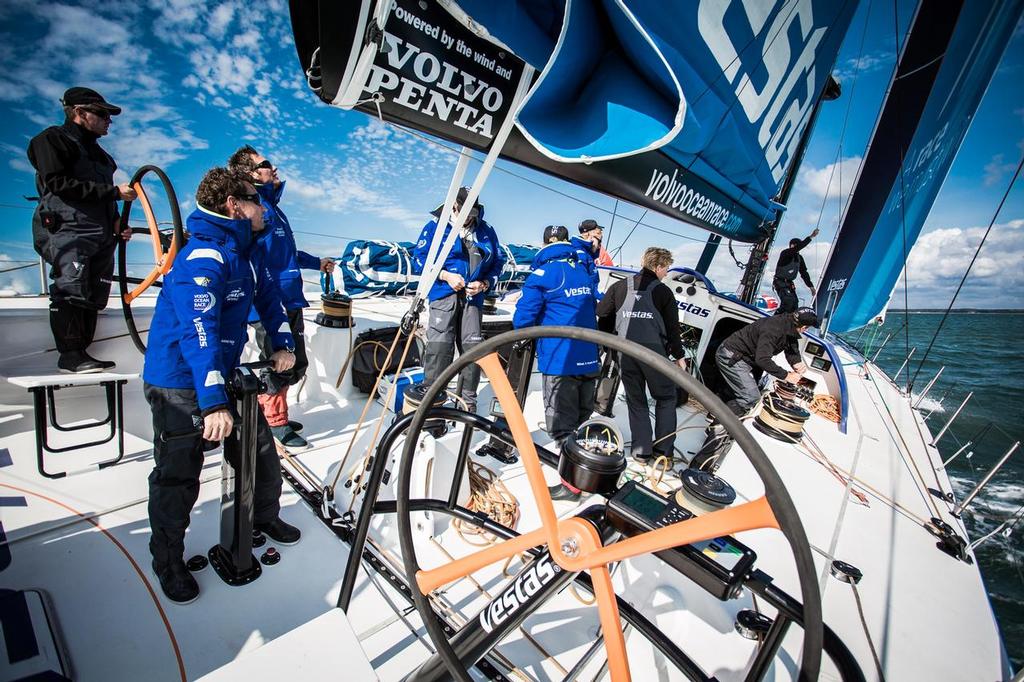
144,384,282,567
45,229,116,353
772,278,800,315
621,355,677,459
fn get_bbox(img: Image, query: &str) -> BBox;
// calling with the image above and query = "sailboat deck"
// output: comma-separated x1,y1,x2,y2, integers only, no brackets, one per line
0,295,1011,681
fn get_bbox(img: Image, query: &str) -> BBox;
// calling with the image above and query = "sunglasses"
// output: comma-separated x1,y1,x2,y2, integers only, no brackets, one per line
79,106,111,121
254,160,274,170
233,192,261,205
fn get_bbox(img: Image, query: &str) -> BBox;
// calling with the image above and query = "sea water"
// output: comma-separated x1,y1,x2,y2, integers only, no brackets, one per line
841,311,1023,669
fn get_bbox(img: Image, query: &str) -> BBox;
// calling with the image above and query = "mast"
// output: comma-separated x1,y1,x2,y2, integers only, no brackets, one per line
736,76,841,304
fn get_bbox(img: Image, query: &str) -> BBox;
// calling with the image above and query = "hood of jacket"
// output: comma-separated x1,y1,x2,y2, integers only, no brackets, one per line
255,180,286,206
188,205,255,254
534,241,578,267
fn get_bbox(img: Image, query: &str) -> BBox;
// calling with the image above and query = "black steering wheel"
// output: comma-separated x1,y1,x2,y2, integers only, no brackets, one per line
116,165,185,353
396,325,823,681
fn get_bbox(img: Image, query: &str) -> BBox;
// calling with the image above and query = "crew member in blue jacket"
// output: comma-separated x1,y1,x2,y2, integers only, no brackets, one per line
514,225,600,501
142,168,299,605
228,145,334,449
412,187,505,412
571,219,603,294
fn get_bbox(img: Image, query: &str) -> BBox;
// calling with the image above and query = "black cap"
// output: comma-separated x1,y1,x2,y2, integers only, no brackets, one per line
795,307,818,327
431,186,481,217
579,218,604,234
543,225,569,244
789,238,801,247
60,87,122,115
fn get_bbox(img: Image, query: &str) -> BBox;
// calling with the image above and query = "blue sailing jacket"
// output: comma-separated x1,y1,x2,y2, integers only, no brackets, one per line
411,213,505,306
247,181,320,319
144,207,294,413
569,236,601,295
513,242,599,376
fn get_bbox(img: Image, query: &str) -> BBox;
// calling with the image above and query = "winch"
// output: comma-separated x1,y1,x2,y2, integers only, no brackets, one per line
315,273,354,328
753,392,812,442
675,467,737,514
557,417,626,494
402,382,449,438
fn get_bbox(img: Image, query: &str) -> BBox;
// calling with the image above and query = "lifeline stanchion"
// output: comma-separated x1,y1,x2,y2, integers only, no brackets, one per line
952,441,1020,517
912,366,944,408
891,347,915,386
932,391,972,445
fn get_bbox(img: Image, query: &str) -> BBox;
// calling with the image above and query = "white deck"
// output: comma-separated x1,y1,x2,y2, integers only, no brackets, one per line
0,294,1012,681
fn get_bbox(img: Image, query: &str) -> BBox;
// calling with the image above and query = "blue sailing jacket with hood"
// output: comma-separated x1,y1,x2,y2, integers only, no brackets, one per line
513,242,599,376
570,236,601,295
247,181,320,319
411,209,505,307
144,207,294,413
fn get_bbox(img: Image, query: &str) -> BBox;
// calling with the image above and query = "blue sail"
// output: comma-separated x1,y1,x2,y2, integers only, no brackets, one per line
818,0,1024,333
292,0,857,242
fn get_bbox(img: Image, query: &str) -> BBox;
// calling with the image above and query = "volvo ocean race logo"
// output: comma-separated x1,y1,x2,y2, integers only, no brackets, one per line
643,167,740,233
699,0,830,183
478,554,561,633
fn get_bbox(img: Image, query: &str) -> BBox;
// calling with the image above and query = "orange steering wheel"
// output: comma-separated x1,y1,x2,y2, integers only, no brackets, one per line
396,326,823,682
116,165,184,353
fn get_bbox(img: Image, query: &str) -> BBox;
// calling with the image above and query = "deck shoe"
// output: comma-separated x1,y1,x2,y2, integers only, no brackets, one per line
271,425,308,450
288,420,303,433
548,483,581,502
255,517,301,545
152,559,199,605
82,352,115,370
631,449,652,465
57,351,105,374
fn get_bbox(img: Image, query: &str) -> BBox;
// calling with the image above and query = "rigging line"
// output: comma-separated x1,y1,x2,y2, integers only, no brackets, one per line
610,210,648,260
605,198,619,248
375,117,709,246
0,262,36,274
0,202,34,210
863,362,942,518
908,154,1024,390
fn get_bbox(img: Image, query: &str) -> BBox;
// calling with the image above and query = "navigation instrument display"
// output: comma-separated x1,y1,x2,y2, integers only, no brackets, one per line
810,356,832,371
606,480,757,600
805,340,825,357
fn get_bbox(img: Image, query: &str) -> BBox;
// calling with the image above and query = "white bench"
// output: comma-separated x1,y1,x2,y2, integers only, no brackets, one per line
6,373,138,479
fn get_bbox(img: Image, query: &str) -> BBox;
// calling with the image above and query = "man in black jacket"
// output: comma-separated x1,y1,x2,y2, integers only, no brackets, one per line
28,87,137,373
715,307,817,416
772,228,818,314
597,247,687,464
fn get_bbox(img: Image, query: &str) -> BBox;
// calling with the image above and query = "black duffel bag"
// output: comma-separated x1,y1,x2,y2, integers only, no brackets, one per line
351,326,423,394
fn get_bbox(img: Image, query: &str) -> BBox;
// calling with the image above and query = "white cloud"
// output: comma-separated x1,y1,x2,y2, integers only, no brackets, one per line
799,156,862,200
983,152,1019,187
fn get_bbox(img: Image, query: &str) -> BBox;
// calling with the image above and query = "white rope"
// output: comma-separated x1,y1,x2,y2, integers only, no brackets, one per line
413,65,537,309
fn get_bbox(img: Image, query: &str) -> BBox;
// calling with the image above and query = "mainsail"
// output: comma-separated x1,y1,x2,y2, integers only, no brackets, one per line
816,0,1024,333
289,0,857,243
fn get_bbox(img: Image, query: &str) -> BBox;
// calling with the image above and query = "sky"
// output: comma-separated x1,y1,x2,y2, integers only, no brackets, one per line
0,0,1022,310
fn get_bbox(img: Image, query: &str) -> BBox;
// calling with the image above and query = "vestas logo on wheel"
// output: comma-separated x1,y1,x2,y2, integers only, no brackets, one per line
478,554,561,633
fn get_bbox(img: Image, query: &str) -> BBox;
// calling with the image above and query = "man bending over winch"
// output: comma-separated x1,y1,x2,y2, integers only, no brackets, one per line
143,168,300,605
689,308,817,471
